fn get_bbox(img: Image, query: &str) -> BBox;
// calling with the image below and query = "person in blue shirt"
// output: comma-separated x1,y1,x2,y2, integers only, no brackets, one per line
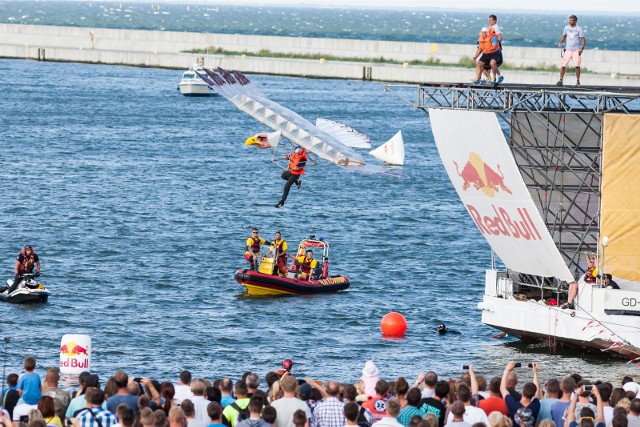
17,356,41,405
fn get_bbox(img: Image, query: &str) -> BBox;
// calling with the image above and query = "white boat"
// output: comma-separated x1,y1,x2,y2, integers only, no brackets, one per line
178,65,212,96
428,106,640,359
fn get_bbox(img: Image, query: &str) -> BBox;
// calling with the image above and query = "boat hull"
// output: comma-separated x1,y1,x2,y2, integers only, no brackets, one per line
234,269,350,296
178,83,211,96
0,289,50,304
479,270,640,359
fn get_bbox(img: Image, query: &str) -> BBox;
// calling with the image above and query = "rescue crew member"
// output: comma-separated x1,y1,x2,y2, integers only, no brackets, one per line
295,249,317,281
563,252,596,309
5,245,41,294
245,228,265,271
270,231,292,278
472,27,501,85
275,146,307,208
275,359,294,379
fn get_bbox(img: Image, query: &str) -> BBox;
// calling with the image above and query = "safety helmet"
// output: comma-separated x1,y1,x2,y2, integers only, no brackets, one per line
294,146,303,154
282,359,294,371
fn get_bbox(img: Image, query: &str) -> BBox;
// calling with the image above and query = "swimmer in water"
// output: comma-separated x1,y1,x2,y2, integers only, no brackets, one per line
437,323,461,335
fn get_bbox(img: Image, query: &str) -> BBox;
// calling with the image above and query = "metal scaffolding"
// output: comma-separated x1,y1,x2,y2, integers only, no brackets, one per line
386,83,640,277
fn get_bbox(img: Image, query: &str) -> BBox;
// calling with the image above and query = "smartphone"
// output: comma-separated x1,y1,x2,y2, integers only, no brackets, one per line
514,362,522,368
65,419,73,427
528,363,534,368
461,365,470,370
133,377,142,383
585,385,593,391
19,416,29,423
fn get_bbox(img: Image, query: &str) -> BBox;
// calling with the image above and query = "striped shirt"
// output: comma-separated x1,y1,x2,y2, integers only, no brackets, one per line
77,407,119,427
311,397,345,427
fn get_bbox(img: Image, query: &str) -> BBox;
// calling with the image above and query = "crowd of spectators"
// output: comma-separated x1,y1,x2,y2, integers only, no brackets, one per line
2,356,639,427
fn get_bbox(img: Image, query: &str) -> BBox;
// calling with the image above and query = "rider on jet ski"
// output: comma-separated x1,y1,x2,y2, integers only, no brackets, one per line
5,245,41,294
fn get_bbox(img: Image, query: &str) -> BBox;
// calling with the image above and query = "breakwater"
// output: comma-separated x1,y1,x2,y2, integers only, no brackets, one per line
1,23,639,85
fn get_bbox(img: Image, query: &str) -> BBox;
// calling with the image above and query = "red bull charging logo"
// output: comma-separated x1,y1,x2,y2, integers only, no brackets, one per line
453,152,541,241
59,341,90,369
453,152,512,198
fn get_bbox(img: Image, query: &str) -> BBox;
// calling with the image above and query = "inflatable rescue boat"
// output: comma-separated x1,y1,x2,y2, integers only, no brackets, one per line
235,238,350,296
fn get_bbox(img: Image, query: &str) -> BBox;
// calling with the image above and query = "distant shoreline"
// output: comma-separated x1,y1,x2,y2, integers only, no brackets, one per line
0,23,638,86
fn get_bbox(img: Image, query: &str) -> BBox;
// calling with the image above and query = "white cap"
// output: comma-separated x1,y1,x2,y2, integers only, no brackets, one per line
624,382,640,395
362,360,379,377
480,27,489,33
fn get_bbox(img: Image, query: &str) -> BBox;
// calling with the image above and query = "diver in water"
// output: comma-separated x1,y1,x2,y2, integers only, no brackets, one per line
437,323,461,335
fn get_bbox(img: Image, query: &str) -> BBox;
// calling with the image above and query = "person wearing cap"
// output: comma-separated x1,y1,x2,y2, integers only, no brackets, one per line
276,359,294,380
270,376,311,427
361,361,380,399
294,250,318,281
5,245,41,295
556,15,586,86
472,27,501,85
275,146,307,208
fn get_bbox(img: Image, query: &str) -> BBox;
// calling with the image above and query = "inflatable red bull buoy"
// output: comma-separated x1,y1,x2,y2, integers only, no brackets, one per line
381,312,407,337
59,334,91,374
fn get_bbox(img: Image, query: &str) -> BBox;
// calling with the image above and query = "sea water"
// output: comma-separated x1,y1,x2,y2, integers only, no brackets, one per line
0,2,639,50
0,58,630,384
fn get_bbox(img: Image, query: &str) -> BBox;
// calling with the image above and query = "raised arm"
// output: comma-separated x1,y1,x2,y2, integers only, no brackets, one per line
532,363,542,400
469,365,479,395
565,387,580,427
501,361,516,400
592,386,604,424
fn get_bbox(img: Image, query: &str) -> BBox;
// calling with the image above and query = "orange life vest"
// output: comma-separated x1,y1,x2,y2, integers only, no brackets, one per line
478,33,500,54
288,150,307,176
18,251,36,274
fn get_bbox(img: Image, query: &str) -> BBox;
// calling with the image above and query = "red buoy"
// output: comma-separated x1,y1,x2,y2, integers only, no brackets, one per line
381,312,407,337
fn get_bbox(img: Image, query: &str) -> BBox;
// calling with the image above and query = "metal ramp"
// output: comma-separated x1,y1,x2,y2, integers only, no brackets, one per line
386,82,640,277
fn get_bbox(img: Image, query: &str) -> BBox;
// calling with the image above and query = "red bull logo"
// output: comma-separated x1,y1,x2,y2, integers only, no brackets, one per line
59,340,90,369
467,204,542,241
453,152,512,198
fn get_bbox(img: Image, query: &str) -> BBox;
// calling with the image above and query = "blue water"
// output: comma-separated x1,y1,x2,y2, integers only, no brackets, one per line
0,58,630,386
0,2,639,51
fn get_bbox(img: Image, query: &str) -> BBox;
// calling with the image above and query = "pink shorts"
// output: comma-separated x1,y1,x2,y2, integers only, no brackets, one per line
561,50,582,67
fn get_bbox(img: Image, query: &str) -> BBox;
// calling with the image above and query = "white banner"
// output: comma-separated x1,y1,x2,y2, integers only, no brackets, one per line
429,108,573,282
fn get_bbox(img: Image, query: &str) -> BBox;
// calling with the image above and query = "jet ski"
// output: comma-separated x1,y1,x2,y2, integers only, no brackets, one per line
0,274,50,304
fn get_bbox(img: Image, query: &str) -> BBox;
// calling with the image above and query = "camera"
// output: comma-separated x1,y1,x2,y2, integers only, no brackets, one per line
133,377,142,383
514,362,522,368
19,416,29,423
584,385,593,391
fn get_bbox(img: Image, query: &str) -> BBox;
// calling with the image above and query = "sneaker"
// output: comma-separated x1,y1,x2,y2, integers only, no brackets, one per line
497,75,504,84
296,180,302,189
491,78,497,85
471,79,481,85
561,302,574,310
576,80,581,86
556,80,563,86
275,201,284,208
480,79,487,84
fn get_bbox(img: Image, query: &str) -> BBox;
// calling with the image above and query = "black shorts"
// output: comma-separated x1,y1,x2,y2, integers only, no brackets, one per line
480,51,502,66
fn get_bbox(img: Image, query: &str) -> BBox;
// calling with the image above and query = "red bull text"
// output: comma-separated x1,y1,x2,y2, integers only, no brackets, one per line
453,153,542,240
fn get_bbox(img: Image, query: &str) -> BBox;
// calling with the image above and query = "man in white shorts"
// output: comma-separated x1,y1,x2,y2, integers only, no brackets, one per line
557,15,586,86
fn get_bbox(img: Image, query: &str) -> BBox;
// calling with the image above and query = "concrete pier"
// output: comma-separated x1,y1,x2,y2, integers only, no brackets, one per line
1,23,638,86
